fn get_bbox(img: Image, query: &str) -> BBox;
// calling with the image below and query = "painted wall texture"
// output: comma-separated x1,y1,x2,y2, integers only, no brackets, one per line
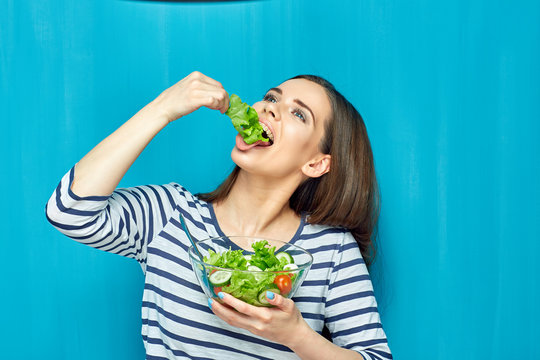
1,0,538,359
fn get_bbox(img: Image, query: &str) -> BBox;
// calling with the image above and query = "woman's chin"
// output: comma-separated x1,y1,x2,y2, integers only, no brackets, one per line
231,148,266,176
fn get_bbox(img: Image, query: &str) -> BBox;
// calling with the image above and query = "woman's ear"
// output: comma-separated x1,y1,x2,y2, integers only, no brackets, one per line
301,154,331,178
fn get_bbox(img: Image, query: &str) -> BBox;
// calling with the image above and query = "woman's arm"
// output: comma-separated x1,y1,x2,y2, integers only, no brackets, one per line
45,72,229,264
71,71,229,197
209,293,364,360
287,321,364,360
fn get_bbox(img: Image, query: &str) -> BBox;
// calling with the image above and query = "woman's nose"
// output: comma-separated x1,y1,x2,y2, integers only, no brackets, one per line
264,102,280,121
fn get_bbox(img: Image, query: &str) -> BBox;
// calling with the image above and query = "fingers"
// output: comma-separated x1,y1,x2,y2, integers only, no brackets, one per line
186,72,229,113
208,295,256,330
265,291,294,312
199,89,229,113
213,292,277,330
188,90,228,114
209,293,302,343
187,71,224,89
216,292,258,316
153,71,230,122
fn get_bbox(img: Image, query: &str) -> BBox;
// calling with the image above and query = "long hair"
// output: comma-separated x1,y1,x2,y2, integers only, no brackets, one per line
199,75,380,268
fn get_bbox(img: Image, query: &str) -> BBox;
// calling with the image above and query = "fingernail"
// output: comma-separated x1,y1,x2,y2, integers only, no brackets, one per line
218,292,225,299
208,298,213,310
266,291,275,300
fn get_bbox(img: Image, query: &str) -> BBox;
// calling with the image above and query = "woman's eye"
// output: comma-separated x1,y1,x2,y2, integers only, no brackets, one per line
293,109,306,122
263,94,277,103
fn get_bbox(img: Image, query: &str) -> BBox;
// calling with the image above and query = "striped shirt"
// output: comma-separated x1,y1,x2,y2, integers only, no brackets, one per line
45,167,392,360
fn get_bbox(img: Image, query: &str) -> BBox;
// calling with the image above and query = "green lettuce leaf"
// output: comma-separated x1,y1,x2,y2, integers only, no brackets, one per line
249,240,281,271
222,271,274,305
225,94,269,145
204,240,288,305
204,248,248,270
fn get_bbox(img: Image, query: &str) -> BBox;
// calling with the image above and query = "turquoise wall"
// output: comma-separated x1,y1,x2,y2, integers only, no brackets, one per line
1,0,539,359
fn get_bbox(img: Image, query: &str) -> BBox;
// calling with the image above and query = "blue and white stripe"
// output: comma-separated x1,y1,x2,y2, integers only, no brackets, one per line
46,166,392,359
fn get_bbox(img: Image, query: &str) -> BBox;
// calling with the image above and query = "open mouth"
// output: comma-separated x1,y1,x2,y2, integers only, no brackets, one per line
260,122,274,145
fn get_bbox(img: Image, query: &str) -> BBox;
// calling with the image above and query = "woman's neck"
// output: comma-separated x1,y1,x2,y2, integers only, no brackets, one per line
213,170,303,241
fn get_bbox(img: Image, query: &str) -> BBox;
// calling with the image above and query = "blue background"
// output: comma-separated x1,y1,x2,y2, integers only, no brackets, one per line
1,0,539,359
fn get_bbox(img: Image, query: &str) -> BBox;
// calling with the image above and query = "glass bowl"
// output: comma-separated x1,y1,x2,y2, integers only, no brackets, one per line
188,236,313,307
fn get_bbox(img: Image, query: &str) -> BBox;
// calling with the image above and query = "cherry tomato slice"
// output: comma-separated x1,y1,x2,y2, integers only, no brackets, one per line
273,275,292,295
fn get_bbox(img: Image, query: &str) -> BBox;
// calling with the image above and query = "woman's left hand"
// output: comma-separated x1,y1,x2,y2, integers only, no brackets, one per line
209,291,308,347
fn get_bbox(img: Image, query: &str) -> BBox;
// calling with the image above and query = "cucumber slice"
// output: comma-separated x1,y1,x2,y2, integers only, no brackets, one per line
247,265,265,281
257,287,281,305
247,265,262,272
283,263,298,271
208,270,232,287
276,252,294,265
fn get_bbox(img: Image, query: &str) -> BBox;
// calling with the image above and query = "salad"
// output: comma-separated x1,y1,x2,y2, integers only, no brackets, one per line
225,94,269,145
203,240,299,306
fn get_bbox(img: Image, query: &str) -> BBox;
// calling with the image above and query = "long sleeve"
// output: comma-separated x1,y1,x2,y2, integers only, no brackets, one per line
325,233,392,360
45,166,179,271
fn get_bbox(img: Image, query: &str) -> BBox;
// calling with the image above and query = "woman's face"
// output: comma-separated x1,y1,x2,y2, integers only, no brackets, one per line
231,78,332,180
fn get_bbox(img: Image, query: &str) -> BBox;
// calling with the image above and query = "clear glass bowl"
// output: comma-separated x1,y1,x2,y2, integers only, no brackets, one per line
188,236,313,307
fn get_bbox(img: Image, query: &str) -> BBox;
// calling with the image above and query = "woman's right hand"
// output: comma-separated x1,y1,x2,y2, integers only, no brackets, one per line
71,71,229,197
153,71,230,123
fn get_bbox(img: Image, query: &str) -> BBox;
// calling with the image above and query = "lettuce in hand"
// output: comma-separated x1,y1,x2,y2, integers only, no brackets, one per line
225,94,269,145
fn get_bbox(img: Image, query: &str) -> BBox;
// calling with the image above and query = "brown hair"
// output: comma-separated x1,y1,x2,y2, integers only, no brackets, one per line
199,75,380,268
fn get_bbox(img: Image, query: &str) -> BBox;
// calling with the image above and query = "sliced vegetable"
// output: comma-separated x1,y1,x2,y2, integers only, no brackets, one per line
209,270,232,287
283,263,298,271
251,299,265,307
273,274,292,295
258,287,281,305
203,240,297,305
248,265,266,281
276,252,294,265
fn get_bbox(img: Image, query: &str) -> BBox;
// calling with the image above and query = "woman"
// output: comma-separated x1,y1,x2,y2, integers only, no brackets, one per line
46,71,392,359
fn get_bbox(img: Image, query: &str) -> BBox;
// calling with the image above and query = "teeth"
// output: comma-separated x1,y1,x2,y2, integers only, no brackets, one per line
260,122,274,142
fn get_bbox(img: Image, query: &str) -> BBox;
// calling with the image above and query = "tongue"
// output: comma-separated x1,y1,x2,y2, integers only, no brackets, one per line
235,134,271,151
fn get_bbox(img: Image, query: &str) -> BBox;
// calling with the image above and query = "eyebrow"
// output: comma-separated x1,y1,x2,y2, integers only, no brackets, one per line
266,87,316,124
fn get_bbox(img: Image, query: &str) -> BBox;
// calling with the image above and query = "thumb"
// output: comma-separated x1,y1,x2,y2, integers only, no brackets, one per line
220,93,230,114
266,291,294,312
